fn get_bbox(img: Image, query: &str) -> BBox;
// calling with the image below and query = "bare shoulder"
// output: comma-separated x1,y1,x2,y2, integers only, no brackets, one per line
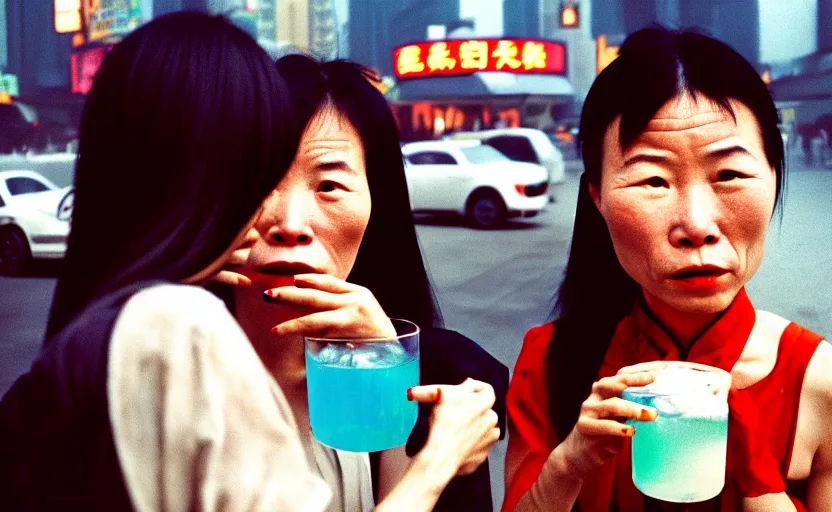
804,339,832,405
751,309,791,342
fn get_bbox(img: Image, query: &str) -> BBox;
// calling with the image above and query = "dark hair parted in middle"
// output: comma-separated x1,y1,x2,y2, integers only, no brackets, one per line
275,54,443,329
547,27,786,441
46,12,298,341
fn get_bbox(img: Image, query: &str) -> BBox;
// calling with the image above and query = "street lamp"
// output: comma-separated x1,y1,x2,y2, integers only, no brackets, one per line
560,1,579,28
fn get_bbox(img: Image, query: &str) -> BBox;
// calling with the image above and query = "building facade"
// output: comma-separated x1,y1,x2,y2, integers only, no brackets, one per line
591,0,760,66
348,0,461,76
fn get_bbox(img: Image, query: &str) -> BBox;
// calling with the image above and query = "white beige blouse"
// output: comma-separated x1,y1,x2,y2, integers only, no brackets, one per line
106,284,335,512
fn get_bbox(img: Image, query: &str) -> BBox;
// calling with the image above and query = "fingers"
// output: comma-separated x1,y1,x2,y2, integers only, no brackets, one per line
588,397,658,422
407,385,441,403
591,371,658,399
617,361,668,375
575,417,636,438
271,310,348,337
210,270,251,286
293,273,356,294
266,286,344,310
225,248,251,268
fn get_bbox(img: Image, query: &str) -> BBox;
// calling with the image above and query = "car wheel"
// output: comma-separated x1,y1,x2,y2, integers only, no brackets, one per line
467,191,506,229
0,228,31,276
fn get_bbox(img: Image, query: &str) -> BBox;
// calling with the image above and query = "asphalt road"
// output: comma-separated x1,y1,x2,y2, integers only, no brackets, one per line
1,159,831,510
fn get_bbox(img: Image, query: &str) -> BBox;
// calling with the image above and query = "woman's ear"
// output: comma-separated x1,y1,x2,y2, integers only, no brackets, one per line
588,181,602,212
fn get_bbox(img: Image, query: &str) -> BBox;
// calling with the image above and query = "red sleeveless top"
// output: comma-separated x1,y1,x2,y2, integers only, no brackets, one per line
503,289,824,511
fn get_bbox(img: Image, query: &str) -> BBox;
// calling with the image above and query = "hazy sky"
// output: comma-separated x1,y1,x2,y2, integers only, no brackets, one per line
759,0,818,63
460,0,503,37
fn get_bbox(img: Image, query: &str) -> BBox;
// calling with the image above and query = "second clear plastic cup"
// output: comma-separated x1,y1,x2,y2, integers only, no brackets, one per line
305,319,420,452
622,362,731,503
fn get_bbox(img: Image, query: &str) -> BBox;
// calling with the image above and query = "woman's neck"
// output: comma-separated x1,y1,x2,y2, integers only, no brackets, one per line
233,287,307,389
641,292,720,353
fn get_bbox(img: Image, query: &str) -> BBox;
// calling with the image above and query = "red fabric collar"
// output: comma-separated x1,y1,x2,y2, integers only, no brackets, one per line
604,288,756,374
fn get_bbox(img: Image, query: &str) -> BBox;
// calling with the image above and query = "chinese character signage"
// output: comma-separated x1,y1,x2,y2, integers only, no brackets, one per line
393,39,566,79
85,0,145,42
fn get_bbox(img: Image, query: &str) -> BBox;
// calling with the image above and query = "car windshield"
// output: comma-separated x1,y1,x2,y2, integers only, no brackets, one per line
460,145,510,164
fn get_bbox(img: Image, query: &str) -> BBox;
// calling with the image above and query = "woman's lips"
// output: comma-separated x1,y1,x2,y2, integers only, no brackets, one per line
669,266,730,290
248,262,320,289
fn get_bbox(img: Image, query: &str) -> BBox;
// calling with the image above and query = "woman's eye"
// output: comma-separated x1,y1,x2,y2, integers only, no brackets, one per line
318,181,340,193
640,177,669,188
717,169,747,182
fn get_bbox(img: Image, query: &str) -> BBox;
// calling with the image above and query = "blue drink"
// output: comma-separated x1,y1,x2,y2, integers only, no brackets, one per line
622,363,730,503
305,321,420,452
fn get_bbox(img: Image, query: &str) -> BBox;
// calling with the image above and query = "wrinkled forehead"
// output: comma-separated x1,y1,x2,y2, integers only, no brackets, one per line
605,93,763,154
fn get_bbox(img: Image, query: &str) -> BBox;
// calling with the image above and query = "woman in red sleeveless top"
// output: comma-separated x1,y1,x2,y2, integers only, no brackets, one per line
503,27,832,512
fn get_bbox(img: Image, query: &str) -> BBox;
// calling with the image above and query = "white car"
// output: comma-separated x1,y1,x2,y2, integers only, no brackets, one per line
402,140,549,229
0,170,72,275
448,127,566,186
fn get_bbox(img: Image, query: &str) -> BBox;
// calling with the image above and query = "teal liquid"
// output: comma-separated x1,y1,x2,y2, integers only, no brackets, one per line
306,353,419,452
624,391,728,503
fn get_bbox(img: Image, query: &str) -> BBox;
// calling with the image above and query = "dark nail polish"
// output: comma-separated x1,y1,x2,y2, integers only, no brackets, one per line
262,290,279,303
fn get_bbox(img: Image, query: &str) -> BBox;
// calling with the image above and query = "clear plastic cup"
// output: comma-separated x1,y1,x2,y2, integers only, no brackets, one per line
305,319,419,452
622,362,731,503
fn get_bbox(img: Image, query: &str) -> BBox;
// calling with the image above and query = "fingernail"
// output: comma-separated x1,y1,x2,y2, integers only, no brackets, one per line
262,290,278,303
623,426,635,437
436,388,442,401
639,409,657,421
270,326,280,334
406,387,414,401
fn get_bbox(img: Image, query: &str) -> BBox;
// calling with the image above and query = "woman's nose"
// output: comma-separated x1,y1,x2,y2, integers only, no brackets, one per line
669,186,721,249
261,192,314,245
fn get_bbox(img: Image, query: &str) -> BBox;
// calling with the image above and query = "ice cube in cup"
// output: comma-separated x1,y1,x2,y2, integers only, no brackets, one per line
622,362,731,503
305,320,420,452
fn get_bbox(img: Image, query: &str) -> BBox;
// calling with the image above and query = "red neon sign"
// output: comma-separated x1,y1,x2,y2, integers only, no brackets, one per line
71,46,111,95
393,39,566,79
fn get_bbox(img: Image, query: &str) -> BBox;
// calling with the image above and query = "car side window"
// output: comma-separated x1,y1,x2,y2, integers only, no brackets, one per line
485,136,539,164
407,151,457,165
6,177,49,196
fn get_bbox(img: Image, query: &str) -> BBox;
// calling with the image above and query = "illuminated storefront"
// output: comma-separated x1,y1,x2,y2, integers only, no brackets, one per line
389,38,575,141
66,1,150,95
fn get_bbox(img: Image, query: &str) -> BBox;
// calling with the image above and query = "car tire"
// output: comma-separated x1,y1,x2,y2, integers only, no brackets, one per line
466,190,507,229
0,227,31,276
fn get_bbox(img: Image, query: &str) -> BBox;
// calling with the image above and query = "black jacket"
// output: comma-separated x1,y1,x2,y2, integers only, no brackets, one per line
371,327,509,512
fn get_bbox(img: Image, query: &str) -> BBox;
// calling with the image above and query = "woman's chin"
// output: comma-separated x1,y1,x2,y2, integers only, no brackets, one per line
649,285,742,316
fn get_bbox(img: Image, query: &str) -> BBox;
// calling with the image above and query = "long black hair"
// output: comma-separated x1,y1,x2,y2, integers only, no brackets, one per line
275,54,443,329
547,27,786,440
45,12,298,341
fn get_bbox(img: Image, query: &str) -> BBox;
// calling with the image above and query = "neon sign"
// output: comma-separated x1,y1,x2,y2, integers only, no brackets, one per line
393,39,566,79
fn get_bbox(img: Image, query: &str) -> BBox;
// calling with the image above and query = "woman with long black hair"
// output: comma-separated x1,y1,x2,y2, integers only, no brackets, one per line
503,27,832,511
0,13,498,512
215,55,508,512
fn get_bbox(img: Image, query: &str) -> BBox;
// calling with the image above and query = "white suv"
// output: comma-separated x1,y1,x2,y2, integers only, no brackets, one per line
402,140,549,229
448,128,566,188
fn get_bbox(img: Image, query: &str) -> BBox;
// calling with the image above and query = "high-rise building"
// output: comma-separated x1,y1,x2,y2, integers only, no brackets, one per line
503,0,540,38
348,0,461,76
540,0,597,101
591,0,760,65
820,0,832,51
4,0,73,98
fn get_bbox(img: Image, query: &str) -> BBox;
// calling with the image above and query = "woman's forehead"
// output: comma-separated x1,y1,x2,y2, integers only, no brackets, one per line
605,95,763,154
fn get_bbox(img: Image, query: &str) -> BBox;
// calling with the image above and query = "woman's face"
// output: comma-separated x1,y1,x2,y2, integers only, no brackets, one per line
245,106,371,287
590,94,777,315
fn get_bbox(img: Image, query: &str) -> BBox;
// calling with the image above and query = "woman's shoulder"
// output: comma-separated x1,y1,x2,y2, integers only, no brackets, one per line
115,283,237,337
515,322,556,374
